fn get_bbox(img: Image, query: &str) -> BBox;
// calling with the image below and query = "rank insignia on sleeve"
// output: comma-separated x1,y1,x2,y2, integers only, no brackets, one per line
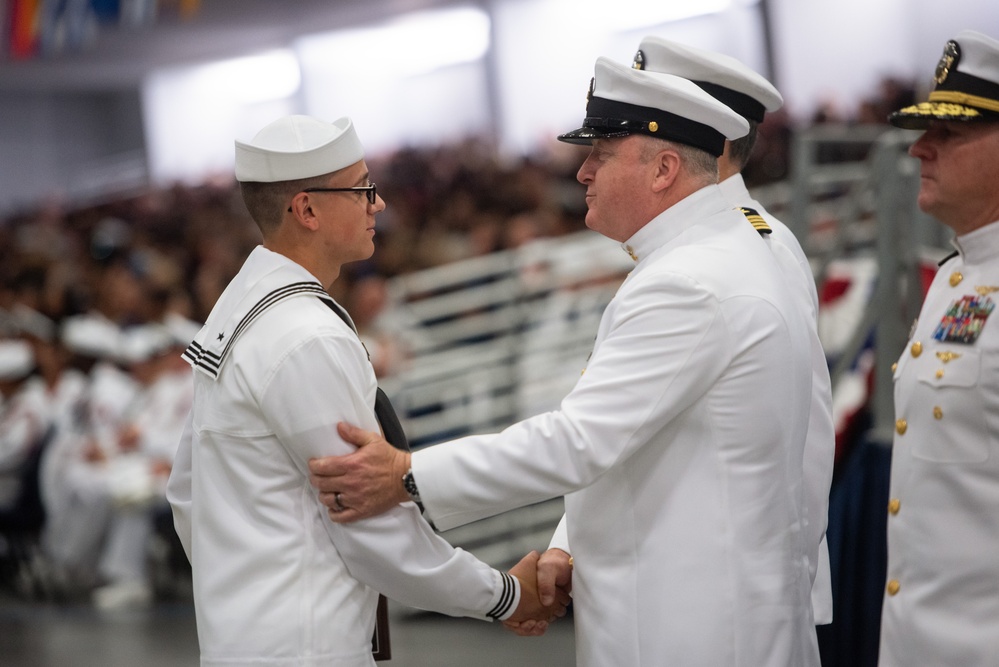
933,293,995,344
739,207,772,235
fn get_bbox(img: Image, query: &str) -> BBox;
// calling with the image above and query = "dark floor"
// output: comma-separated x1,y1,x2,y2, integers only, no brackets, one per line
0,594,575,667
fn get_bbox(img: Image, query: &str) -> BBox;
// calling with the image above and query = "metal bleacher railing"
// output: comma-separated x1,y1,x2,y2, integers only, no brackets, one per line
776,125,947,443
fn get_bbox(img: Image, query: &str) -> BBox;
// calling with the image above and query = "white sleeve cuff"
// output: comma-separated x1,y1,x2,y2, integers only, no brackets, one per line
486,571,521,621
547,514,570,554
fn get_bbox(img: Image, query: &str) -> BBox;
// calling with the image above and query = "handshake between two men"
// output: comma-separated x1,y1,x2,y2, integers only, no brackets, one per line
308,422,573,635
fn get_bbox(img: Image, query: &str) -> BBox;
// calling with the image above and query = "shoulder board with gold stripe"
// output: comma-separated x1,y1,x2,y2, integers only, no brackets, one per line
739,207,771,236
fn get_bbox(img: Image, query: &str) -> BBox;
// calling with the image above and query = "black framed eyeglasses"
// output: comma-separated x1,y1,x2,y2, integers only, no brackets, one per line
302,182,377,204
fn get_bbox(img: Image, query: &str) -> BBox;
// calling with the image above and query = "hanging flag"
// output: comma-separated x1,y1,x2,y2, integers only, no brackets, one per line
9,0,41,59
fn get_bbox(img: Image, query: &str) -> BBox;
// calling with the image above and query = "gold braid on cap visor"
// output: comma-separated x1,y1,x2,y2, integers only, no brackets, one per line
930,90,999,114
897,101,983,119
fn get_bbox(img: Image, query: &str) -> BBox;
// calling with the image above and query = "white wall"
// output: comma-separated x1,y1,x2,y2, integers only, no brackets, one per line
769,0,999,120
141,51,301,184
489,0,768,155
120,0,999,189
4,0,999,212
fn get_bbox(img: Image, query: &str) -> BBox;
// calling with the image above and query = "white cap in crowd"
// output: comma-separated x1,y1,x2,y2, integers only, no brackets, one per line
0,308,15,337
120,324,175,365
557,56,749,156
61,314,123,361
11,305,57,342
0,340,34,382
163,312,203,348
235,115,365,183
891,30,999,128
633,37,782,122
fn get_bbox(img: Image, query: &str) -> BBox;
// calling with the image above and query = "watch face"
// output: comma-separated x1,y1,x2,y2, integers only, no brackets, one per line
403,470,420,500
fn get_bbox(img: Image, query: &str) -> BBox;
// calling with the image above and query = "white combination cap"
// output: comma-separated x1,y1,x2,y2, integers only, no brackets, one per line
0,340,34,381
633,37,782,122
235,115,365,183
891,30,999,128
558,56,749,156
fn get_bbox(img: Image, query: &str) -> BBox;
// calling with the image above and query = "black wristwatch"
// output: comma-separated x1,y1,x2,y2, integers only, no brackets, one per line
402,468,421,503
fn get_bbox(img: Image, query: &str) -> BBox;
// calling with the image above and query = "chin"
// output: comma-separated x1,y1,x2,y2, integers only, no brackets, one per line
916,194,936,215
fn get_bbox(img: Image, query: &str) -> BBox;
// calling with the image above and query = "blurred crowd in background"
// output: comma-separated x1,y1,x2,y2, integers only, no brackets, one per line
0,75,913,611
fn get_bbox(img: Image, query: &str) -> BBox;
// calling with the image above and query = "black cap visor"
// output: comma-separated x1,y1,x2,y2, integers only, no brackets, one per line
557,96,726,156
558,121,643,145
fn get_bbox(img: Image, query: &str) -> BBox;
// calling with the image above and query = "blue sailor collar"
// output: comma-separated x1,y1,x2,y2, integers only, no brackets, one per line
621,184,732,263
951,218,999,266
183,246,350,380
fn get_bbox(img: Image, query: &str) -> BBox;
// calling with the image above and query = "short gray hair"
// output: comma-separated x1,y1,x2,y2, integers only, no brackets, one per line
638,136,718,184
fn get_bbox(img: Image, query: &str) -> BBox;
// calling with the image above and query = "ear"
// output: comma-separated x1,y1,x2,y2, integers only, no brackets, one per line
650,147,681,194
288,192,320,231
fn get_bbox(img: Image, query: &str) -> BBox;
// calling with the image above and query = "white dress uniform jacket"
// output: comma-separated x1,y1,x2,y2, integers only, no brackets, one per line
167,247,518,667
718,173,835,624
0,376,50,508
413,185,819,667
879,219,999,667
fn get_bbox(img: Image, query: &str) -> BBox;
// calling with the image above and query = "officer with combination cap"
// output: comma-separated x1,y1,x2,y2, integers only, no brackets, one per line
165,115,561,667
309,57,819,666
625,36,836,629
879,29,999,667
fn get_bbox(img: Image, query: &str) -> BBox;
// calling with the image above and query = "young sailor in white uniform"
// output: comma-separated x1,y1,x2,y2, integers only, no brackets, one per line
166,115,559,667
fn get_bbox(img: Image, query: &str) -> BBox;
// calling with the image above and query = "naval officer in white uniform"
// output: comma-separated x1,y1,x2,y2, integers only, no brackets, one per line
166,115,560,667
623,36,836,627
879,30,999,667
310,58,819,666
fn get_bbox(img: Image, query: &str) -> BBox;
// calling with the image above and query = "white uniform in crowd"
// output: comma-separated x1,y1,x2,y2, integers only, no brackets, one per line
89,324,194,607
167,114,523,667
40,316,135,584
0,341,47,511
881,222,999,665
414,182,818,665
39,315,183,606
